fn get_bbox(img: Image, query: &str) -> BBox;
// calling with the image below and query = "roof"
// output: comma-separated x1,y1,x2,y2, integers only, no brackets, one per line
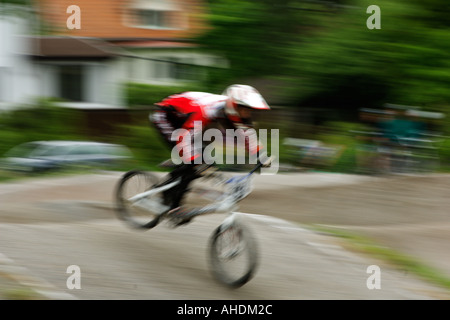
30,37,120,60
111,40,197,49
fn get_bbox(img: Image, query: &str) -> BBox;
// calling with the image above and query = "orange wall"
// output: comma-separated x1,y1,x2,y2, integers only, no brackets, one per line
36,0,209,39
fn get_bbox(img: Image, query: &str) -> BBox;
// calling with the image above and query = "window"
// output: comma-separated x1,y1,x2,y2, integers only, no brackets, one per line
168,58,202,81
37,145,70,157
149,57,203,82
153,60,166,79
58,65,84,102
69,145,99,156
0,67,5,101
135,9,166,28
125,0,186,29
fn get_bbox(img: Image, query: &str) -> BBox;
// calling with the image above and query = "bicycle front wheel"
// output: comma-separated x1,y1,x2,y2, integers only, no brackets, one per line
115,170,167,229
209,221,259,288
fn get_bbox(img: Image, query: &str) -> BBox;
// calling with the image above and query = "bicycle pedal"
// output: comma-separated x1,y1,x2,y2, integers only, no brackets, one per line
158,159,176,168
173,217,193,227
167,207,197,227
166,215,193,228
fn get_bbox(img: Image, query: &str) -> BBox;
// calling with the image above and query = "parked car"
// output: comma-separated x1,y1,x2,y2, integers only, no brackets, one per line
1,140,134,172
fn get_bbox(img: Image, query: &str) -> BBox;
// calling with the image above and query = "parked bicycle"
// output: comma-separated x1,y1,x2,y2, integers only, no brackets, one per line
353,130,441,175
114,161,268,288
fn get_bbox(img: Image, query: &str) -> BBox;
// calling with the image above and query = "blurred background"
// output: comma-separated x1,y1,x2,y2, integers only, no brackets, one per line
1,0,450,300
0,0,449,177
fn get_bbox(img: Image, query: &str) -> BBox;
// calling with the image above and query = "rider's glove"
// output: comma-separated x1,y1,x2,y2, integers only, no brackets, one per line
257,152,274,168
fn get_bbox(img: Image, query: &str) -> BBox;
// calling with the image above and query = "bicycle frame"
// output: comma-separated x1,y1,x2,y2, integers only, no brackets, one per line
128,178,181,202
125,162,263,222
198,162,262,215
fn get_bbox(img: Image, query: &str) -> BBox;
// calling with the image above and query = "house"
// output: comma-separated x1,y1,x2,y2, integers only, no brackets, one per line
29,36,128,108
37,0,208,39
0,1,225,110
34,0,225,97
0,10,38,110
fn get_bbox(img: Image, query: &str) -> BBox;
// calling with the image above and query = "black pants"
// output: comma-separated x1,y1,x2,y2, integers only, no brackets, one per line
164,164,200,209
150,107,204,209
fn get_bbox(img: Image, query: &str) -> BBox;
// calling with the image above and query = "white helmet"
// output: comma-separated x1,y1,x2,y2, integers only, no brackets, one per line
223,85,270,120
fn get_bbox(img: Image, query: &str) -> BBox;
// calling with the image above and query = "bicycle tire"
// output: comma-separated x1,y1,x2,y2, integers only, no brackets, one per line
209,221,259,288
115,170,168,229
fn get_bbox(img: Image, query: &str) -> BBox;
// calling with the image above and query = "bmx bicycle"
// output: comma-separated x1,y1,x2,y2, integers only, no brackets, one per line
352,130,441,175
115,161,268,288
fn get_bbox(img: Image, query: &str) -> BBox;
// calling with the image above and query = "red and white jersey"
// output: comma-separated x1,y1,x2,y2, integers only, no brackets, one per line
155,92,229,131
154,91,262,162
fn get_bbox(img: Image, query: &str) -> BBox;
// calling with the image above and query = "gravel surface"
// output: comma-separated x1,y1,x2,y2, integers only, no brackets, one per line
0,171,449,300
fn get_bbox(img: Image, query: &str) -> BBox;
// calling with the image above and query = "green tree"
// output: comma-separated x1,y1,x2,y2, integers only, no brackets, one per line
197,0,325,85
284,0,450,114
0,0,29,4
198,0,450,118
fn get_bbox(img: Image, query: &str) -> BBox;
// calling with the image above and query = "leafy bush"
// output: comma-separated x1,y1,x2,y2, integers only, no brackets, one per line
114,122,171,170
125,83,204,107
437,138,450,171
315,121,368,173
0,99,86,156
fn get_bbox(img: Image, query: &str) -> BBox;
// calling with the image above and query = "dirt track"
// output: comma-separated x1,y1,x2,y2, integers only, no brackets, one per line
0,171,449,299
247,173,450,280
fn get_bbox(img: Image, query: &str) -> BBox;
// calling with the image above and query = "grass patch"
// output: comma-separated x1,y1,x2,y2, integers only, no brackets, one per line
306,224,450,291
0,274,45,300
3,287,43,300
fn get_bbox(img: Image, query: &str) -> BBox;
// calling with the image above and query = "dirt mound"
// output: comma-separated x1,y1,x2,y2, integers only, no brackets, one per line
242,173,450,280
243,174,450,227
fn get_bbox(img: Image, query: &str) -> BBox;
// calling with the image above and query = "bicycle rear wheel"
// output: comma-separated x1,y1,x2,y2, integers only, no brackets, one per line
115,170,167,229
209,221,259,288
